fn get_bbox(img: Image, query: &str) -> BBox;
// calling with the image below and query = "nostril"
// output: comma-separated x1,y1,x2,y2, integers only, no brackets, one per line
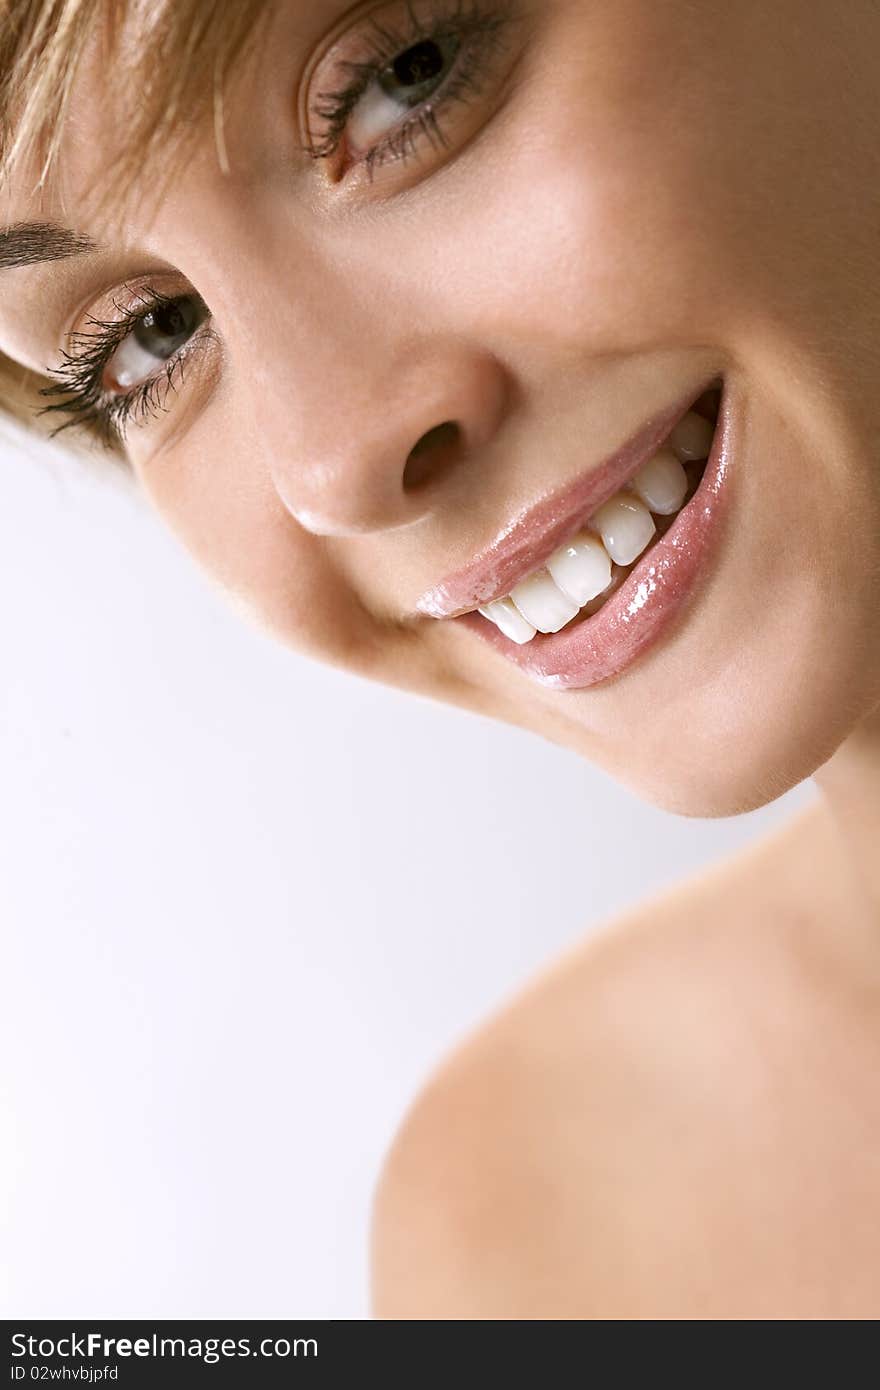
403,420,464,492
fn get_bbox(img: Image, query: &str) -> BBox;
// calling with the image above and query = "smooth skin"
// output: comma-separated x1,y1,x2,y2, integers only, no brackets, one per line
2,0,879,1317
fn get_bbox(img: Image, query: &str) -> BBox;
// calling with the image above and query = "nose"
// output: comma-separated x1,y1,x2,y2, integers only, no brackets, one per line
266,343,510,537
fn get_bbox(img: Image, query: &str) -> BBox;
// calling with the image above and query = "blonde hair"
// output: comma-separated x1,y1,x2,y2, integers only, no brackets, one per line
0,0,267,458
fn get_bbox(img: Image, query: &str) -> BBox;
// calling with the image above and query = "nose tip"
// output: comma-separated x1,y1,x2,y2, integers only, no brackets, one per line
273,349,509,537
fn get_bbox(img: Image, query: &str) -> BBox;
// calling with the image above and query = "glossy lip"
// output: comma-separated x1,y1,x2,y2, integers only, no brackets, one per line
415,378,718,620
455,374,736,691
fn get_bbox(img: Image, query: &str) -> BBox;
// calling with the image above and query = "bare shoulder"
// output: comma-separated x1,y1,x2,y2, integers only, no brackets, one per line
370,804,823,1319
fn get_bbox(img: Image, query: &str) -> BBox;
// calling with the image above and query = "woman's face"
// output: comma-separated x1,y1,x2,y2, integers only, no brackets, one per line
3,0,879,815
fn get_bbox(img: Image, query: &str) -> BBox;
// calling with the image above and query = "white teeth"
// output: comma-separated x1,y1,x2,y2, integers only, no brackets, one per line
477,597,537,645
546,530,612,606
627,447,689,515
587,491,655,566
509,571,580,634
476,404,716,645
669,410,714,462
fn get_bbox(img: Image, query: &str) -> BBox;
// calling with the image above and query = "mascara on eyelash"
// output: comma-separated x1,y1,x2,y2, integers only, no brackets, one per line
305,0,516,174
37,289,205,448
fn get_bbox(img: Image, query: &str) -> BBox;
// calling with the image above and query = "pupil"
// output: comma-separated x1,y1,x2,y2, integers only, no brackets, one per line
391,39,444,89
153,302,186,337
135,298,195,359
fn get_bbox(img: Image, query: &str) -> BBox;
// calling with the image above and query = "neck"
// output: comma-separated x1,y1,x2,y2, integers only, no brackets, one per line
812,702,880,934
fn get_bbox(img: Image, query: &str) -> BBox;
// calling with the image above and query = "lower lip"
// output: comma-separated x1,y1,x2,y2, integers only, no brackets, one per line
457,379,737,691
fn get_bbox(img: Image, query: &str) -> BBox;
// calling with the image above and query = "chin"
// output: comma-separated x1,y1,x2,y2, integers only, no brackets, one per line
507,620,880,821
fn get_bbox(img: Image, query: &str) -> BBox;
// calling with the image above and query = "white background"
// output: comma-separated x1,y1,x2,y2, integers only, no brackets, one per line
0,424,813,1318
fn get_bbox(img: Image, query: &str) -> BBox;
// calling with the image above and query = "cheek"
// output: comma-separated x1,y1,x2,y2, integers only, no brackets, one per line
435,0,855,365
430,63,752,360
134,415,374,668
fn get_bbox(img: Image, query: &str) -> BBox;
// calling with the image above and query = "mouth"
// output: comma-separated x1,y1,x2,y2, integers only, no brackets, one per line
416,375,734,691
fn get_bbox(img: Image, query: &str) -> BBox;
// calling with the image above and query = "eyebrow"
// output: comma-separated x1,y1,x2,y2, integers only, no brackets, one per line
0,221,98,271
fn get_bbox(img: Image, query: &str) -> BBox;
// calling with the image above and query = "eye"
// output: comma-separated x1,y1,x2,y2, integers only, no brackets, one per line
39,286,217,449
106,294,208,392
305,0,519,182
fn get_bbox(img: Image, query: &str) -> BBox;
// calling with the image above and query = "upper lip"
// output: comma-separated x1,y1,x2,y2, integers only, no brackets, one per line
414,379,717,621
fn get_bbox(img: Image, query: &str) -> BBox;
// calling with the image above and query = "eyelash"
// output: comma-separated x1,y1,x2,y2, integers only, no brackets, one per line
37,288,213,449
306,0,516,178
